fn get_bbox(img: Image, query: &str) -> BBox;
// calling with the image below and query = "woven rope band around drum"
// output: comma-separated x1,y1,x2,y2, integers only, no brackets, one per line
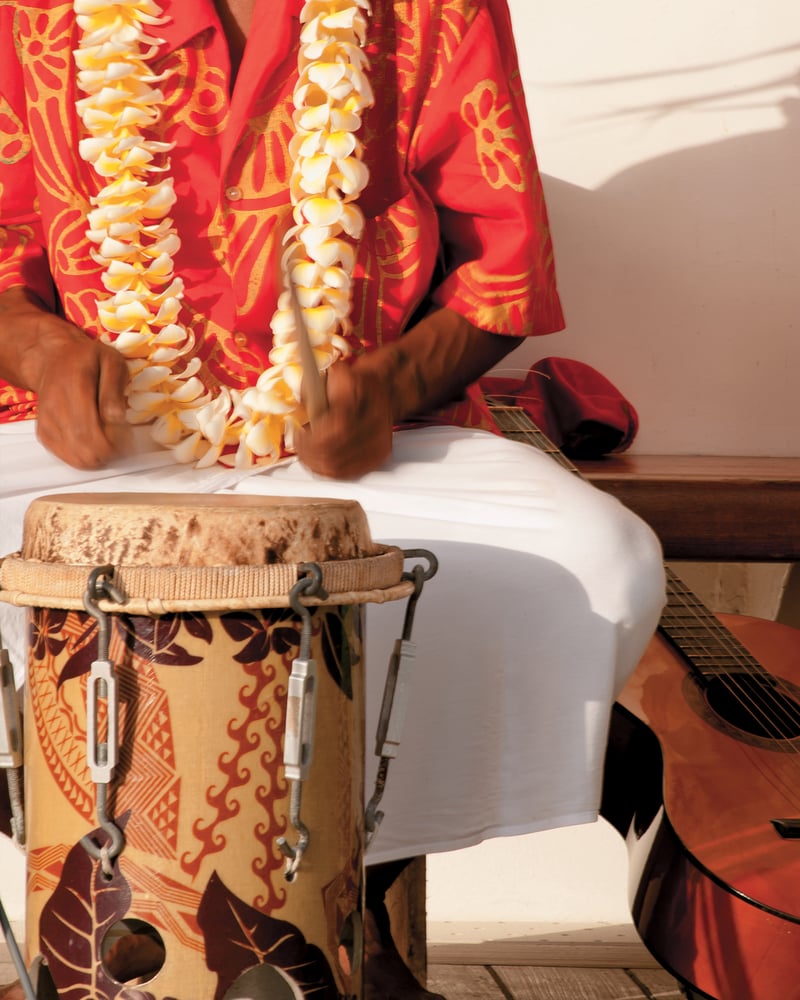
0,545,413,613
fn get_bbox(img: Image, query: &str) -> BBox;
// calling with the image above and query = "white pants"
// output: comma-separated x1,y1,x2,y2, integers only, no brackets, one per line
0,421,665,863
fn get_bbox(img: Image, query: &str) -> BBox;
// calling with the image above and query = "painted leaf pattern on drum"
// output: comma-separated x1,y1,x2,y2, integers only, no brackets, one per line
119,615,207,668
197,871,338,1000
29,608,70,662
219,609,301,664
38,815,157,1000
319,606,360,700
56,613,212,686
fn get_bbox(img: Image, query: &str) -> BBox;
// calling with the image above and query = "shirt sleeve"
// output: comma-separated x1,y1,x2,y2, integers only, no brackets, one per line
411,0,564,339
0,9,56,308
0,10,52,417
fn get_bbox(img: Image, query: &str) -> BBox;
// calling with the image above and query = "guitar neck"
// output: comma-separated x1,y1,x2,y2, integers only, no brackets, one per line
487,399,766,684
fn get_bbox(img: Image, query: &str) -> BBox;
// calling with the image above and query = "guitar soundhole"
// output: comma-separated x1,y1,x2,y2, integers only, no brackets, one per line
704,674,800,741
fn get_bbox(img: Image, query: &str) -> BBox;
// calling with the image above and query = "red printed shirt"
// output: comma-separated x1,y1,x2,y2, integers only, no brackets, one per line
0,0,564,434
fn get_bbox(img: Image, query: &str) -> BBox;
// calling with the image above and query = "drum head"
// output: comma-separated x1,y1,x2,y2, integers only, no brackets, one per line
0,493,414,611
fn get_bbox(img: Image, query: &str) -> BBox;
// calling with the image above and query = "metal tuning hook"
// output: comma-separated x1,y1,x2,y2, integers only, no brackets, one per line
79,565,127,878
277,564,327,880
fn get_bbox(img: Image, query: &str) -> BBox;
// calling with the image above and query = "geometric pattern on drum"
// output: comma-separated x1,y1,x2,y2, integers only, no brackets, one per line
29,602,362,998
29,609,97,822
32,604,359,898
114,661,180,859
29,608,182,859
27,843,73,898
180,606,360,904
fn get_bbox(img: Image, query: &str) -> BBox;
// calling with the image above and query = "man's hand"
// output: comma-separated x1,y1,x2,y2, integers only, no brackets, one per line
0,287,130,469
294,307,519,479
294,356,394,478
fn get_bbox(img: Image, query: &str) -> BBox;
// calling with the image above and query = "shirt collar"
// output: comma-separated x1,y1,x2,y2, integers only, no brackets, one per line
155,0,304,57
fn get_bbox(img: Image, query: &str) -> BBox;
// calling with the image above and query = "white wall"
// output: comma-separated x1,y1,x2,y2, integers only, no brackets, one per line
504,0,800,456
0,835,24,931
428,0,800,933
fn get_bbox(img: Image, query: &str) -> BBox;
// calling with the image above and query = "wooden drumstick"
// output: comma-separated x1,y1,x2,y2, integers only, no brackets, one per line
289,281,328,422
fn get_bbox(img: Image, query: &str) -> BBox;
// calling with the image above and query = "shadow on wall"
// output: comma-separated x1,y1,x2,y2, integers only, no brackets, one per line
521,57,800,456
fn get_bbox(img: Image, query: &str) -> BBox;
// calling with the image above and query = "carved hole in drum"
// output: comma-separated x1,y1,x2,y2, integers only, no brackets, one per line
100,919,166,985
337,908,364,978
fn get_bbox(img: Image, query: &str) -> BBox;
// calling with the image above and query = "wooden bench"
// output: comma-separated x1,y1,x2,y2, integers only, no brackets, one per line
576,454,800,561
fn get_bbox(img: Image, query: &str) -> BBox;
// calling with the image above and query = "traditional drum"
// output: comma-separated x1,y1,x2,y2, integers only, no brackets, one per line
0,493,430,1000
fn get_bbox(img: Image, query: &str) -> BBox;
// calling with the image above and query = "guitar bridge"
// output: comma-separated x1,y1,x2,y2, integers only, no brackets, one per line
772,818,800,839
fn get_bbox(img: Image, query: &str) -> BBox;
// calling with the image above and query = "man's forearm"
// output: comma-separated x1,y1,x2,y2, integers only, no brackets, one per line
356,306,520,423
0,284,131,468
0,285,58,393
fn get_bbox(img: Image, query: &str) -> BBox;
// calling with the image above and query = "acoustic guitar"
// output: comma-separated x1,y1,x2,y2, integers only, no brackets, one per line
489,400,800,1000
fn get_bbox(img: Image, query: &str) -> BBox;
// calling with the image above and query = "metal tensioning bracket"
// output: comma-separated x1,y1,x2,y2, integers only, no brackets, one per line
79,564,127,879
0,635,24,846
365,548,438,845
277,563,328,882
0,628,35,999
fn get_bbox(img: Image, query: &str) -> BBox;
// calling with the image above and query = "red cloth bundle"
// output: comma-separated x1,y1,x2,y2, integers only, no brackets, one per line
480,357,639,458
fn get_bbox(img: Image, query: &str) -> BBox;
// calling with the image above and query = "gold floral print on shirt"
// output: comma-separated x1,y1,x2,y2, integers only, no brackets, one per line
12,5,74,105
0,96,30,165
429,1,479,90
158,40,229,138
461,79,527,193
454,259,536,333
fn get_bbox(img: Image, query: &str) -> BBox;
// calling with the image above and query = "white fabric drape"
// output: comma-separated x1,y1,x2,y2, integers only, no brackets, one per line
0,421,665,863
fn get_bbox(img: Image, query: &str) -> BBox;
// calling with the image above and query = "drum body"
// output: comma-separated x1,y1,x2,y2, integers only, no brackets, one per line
0,494,413,1000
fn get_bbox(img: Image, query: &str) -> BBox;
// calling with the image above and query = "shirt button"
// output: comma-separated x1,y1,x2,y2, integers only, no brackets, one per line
225,185,243,201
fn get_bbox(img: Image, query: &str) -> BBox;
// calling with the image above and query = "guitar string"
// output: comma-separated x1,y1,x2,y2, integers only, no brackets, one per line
488,399,800,767
660,576,800,807
664,572,800,745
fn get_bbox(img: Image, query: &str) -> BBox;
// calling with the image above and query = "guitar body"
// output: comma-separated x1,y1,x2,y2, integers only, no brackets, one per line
603,612,800,1000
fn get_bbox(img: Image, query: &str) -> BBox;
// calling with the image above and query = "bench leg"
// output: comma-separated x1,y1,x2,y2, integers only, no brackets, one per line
385,855,428,985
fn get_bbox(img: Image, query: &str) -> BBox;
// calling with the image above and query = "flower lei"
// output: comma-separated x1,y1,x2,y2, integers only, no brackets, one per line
73,0,373,468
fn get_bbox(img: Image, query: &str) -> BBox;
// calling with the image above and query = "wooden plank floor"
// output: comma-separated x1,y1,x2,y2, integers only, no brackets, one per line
426,930,689,1000
427,964,687,999
0,943,690,1000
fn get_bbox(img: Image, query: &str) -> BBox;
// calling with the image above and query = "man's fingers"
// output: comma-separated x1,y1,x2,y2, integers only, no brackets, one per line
36,343,129,469
97,346,132,455
97,344,130,428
